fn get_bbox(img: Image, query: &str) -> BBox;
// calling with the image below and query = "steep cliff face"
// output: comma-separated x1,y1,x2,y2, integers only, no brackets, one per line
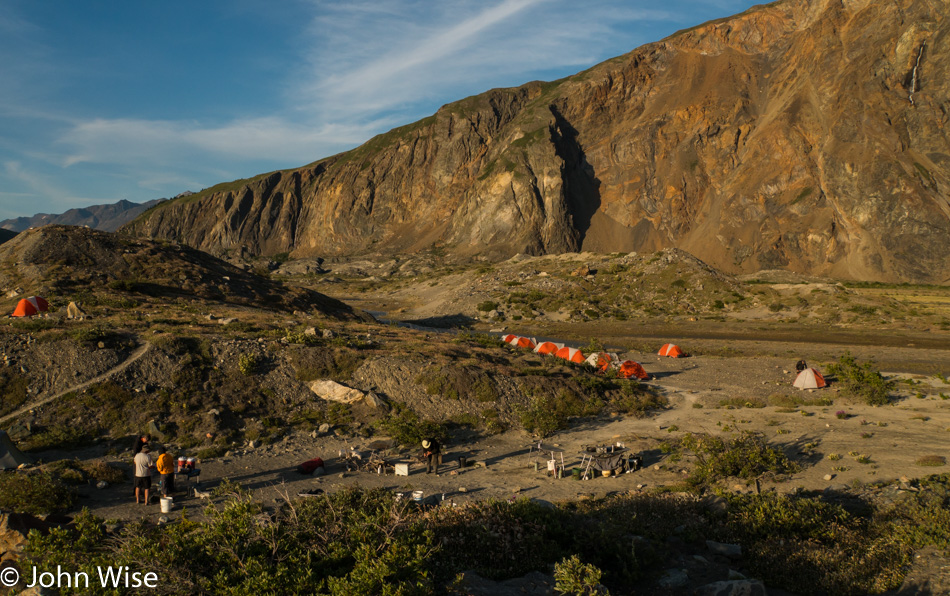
125,0,950,282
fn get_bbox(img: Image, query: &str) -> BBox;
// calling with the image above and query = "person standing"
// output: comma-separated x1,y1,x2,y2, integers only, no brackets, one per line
155,447,175,496
134,446,154,505
421,438,442,475
132,434,151,455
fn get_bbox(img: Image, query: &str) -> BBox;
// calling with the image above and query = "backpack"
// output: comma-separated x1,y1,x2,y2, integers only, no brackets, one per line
296,458,325,475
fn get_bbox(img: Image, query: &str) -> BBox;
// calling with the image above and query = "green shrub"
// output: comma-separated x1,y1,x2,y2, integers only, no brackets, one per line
673,431,798,489
554,555,609,595
70,325,113,344
415,367,459,400
718,397,766,409
26,424,95,451
238,353,260,376
107,278,141,292
24,489,435,594
284,331,320,345
477,301,499,312
0,471,78,515
610,383,667,417
46,459,126,486
375,406,448,447
518,393,567,438
21,478,950,595
82,459,126,484
826,352,895,405
454,331,504,348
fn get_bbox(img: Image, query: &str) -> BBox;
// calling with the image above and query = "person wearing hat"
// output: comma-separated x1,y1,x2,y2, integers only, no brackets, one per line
421,438,442,474
133,446,154,505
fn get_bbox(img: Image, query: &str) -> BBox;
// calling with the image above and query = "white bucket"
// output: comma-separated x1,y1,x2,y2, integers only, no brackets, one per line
547,459,557,472
160,497,173,513
412,490,424,502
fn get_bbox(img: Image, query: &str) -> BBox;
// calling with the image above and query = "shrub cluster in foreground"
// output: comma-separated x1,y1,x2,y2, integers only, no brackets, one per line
18,475,950,595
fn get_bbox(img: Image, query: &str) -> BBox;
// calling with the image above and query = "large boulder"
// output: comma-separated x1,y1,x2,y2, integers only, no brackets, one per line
308,380,365,404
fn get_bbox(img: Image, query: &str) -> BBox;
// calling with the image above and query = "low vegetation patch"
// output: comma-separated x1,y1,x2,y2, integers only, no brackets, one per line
0,471,77,515
375,404,448,447
826,352,895,405
665,431,799,490
915,455,946,467
22,475,950,594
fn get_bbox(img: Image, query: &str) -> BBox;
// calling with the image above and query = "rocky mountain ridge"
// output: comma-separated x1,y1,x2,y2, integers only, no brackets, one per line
2,198,166,234
124,0,950,283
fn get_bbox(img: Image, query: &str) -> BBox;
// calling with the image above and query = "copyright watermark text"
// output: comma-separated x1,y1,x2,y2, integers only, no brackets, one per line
1,565,158,589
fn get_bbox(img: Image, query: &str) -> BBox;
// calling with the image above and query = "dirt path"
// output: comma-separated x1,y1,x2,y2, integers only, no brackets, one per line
0,342,151,425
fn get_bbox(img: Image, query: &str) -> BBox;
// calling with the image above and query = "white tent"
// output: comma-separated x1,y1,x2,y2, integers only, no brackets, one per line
0,430,35,469
585,352,620,369
793,368,827,389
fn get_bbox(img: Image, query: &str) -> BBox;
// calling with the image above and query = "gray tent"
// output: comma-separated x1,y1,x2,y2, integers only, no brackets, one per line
0,430,34,470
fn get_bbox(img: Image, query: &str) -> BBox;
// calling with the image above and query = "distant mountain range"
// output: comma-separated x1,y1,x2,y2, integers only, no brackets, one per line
1,198,166,235
121,0,947,283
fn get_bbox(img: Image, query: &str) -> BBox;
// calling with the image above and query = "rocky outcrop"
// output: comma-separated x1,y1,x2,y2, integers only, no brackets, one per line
125,0,950,283
0,512,59,563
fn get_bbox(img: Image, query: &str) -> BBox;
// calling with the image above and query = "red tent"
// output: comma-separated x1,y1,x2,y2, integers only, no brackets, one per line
12,296,49,317
617,361,649,380
658,343,685,358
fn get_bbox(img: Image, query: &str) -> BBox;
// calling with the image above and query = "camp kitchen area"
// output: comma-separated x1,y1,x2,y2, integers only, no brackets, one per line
530,441,643,480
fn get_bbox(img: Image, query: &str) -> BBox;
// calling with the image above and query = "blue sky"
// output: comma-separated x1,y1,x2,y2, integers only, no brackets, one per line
0,0,759,220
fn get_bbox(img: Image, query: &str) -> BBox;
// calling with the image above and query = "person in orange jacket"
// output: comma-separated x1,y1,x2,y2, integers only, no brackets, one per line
155,447,175,496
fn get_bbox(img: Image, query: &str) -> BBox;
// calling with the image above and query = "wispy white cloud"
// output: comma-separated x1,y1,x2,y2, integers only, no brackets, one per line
47,1,676,179
2,0,743,218
3,160,91,211
301,0,672,120
57,116,386,169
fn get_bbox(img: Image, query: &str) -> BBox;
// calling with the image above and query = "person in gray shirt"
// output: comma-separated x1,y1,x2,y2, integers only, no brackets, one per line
133,446,153,505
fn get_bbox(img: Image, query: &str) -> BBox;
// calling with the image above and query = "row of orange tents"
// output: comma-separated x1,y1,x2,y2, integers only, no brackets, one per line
501,334,686,380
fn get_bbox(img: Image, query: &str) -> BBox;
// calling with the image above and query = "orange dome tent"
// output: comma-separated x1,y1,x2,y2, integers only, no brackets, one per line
585,352,620,371
617,360,649,380
502,334,518,344
533,341,564,355
554,346,585,364
658,344,685,358
12,296,49,317
506,336,537,349
793,368,827,389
